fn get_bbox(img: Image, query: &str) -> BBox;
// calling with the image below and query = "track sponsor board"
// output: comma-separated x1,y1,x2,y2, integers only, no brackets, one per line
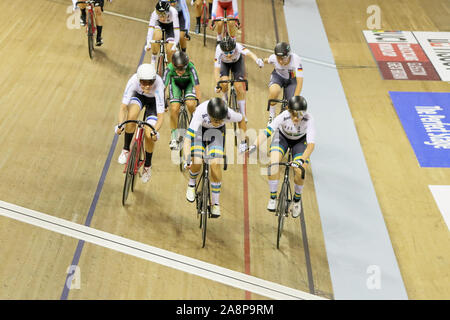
389,91,450,167
414,32,450,81
363,30,449,81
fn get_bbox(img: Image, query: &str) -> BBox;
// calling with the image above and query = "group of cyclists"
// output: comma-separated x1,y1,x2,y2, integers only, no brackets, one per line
77,0,315,220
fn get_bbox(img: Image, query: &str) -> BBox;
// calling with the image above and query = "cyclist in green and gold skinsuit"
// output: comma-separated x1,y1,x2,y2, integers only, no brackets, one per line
163,51,201,150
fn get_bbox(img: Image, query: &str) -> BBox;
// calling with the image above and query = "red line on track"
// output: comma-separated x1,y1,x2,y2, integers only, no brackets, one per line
240,0,252,301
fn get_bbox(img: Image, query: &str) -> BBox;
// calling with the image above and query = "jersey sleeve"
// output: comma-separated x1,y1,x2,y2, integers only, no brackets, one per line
294,54,304,78
180,0,190,31
268,54,276,65
305,114,315,144
121,75,137,105
189,63,200,86
238,43,249,56
163,66,171,86
225,108,243,123
211,0,218,19
171,8,180,44
146,12,157,48
154,76,166,114
214,45,222,68
232,0,239,18
186,105,203,139
264,112,284,137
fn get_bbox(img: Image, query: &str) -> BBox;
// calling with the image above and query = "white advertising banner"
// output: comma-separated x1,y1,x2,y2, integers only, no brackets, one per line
414,32,450,81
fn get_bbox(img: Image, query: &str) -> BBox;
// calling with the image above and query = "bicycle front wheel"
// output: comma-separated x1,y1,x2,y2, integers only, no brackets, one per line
276,183,288,249
202,6,207,46
230,92,239,146
87,14,94,59
201,177,209,248
122,144,137,206
178,107,189,172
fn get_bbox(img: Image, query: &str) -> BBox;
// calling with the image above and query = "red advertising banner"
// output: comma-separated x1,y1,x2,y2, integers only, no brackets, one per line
369,43,429,62
363,30,445,81
377,61,441,80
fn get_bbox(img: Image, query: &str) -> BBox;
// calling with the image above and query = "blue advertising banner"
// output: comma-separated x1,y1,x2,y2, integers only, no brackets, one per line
389,92,450,167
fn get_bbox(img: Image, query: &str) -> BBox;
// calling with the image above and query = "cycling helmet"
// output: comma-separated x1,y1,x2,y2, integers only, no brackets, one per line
220,36,236,52
207,98,228,120
137,63,156,81
172,51,189,68
288,96,307,112
156,1,170,13
274,42,291,56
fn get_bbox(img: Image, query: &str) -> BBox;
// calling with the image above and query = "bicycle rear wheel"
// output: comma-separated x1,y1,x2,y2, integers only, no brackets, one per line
87,14,94,59
276,182,288,249
122,143,137,206
201,177,209,248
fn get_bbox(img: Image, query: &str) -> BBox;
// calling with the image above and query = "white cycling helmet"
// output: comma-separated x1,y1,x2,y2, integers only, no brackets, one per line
137,63,156,81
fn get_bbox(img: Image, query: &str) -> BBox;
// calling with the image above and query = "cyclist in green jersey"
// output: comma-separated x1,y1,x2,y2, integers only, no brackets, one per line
163,51,201,150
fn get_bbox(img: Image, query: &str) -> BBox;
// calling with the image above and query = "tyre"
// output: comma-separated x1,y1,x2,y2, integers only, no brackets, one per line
87,14,94,59
122,143,137,206
201,177,209,248
276,183,288,249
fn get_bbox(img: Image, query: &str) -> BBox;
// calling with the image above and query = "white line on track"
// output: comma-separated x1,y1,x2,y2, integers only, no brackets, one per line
0,200,326,300
103,10,337,68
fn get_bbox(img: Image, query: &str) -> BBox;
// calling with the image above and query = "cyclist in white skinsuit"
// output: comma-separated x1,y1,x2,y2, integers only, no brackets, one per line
247,96,315,218
146,1,180,66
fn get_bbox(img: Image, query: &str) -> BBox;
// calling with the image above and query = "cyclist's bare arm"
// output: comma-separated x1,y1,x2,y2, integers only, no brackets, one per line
117,103,128,134
294,77,303,96
194,84,202,101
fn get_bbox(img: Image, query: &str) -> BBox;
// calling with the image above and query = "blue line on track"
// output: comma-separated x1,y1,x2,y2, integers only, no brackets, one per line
60,47,146,299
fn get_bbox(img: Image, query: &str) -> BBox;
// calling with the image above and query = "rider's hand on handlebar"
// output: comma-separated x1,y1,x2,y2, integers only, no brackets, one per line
215,86,222,93
151,131,160,141
256,58,264,68
115,124,124,135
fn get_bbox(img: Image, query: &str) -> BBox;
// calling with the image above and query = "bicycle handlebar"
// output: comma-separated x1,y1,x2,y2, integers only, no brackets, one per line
216,79,248,91
267,162,305,179
76,1,95,6
267,98,288,111
118,120,156,134
211,17,240,27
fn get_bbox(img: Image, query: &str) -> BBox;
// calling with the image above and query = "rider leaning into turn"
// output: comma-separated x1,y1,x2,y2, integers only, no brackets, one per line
74,0,110,46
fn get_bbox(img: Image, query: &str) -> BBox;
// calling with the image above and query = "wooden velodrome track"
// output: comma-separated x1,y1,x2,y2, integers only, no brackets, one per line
0,0,448,300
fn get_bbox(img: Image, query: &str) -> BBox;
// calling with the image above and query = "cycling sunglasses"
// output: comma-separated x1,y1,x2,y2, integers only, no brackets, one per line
156,11,168,17
140,79,155,87
289,110,305,118
175,65,188,71
223,50,234,55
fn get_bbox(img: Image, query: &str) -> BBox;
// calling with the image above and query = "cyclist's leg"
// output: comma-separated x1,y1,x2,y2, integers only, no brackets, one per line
284,77,297,100
164,23,176,64
232,57,247,118
118,99,141,163
291,138,308,217
151,27,163,65
193,0,202,33
186,131,204,201
214,3,225,42
267,132,288,210
268,71,284,119
224,2,237,38
184,82,198,114
94,1,104,45
78,2,87,25
206,127,225,216
218,62,231,101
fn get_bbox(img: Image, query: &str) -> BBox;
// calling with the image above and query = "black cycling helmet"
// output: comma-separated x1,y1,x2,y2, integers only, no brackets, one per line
220,36,236,52
172,51,189,68
288,96,307,112
207,98,228,120
156,1,170,13
274,42,291,56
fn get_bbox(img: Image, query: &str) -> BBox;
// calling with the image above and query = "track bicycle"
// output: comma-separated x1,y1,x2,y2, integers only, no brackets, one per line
216,77,248,146
149,28,170,77
211,9,239,40
76,1,97,59
194,153,227,248
267,149,305,249
117,120,156,206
